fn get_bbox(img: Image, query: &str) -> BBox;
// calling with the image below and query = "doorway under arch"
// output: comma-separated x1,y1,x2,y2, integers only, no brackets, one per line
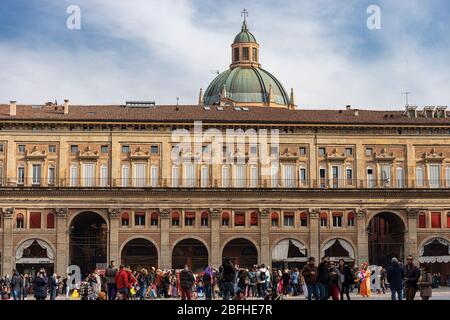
368,212,405,267
121,238,158,271
222,238,258,269
69,212,108,276
172,239,209,272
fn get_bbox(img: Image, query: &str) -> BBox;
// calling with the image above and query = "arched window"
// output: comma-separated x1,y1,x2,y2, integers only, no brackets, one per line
347,212,355,227
250,212,258,226
172,212,180,227
222,212,230,226
16,213,24,229
320,212,328,227
201,211,209,227
271,212,279,227
300,211,308,227
121,212,129,227
47,213,55,229
419,212,426,228
150,212,158,226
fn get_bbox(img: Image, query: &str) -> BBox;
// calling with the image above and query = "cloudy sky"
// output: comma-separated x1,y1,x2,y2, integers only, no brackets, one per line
0,0,449,109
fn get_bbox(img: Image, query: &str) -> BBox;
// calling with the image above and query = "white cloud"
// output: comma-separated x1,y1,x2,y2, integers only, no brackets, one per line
0,0,449,109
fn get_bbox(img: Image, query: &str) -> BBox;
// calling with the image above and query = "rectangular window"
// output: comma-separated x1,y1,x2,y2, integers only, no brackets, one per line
134,163,146,187
172,166,180,188
151,166,159,187
234,212,245,227
151,145,159,154
299,147,306,156
250,166,258,188
396,167,404,188
332,166,340,188
234,47,240,61
250,145,257,155
345,148,353,156
70,165,78,187
271,164,279,188
18,145,26,153
300,168,307,186
201,166,209,188
122,145,130,153
446,167,450,188
381,165,391,186
270,146,279,156
416,166,424,187
222,166,230,188
319,168,326,188
243,47,249,60
431,212,442,228
284,213,294,227
82,163,95,187
318,148,326,156
366,148,373,156
17,166,25,185
48,145,57,153
134,212,145,226
122,165,129,187
100,165,108,187
284,164,295,188
332,213,343,227
32,164,41,185
101,145,109,153
184,163,195,187
0,166,3,186
48,166,55,185
185,212,195,227
0,144,3,153
429,165,440,188
367,168,375,188
30,212,41,229
70,145,78,154
419,214,426,228
235,165,245,188
346,168,353,185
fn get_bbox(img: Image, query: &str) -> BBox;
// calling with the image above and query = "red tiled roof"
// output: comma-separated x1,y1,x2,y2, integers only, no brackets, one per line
0,104,449,125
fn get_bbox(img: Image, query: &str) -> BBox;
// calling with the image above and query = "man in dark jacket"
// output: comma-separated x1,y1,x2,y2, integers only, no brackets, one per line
105,261,118,300
11,270,23,300
387,257,404,300
404,255,420,300
220,257,236,300
317,256,330,300
179,265,195,300
33,268,48,300
302,257,319,300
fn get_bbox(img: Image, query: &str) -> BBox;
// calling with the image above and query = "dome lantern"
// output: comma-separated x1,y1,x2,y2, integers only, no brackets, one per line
231,9,260,69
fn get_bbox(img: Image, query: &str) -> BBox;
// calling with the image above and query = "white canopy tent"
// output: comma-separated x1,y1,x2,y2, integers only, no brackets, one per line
419,237,450,264
272,239,308,261
15,239,54,264
321,239,355,261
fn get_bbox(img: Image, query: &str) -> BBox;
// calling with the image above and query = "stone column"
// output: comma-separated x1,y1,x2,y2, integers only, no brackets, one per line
308,209,320,259
209,208,221,268
160,209,171,269
260,208,270,266
55,208,68,276
356,208,368,265
2,208,14,275
108,208,121,266
406,208,419,261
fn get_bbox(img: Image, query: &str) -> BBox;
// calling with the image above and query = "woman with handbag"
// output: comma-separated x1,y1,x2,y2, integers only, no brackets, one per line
418,265,433,300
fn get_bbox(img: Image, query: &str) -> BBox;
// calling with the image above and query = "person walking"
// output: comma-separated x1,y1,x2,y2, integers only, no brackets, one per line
105,261,118,300
404,255,420,300
33,268,48,301
179,265,195,300
203,266,213,300
115,265,130,300
281,269,291,297
379,267,387,294
317,257,330,300
137,268,150,300
302,257,319,300
220,258,236,300
328,261,342,301
418,265,432,300
11,270,23,300
256,265,266,298
290,268,299,296
339,259,354,300
49,273,58,300
387,257,404,300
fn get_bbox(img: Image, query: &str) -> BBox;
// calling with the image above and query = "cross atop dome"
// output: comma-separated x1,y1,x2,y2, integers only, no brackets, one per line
241,8,249,30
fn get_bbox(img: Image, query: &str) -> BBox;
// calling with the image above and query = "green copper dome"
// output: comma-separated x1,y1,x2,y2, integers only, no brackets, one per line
203,67,290,106
233,20,257,44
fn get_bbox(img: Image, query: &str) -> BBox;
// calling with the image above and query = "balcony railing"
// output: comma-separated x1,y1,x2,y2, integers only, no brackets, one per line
1,177,450,190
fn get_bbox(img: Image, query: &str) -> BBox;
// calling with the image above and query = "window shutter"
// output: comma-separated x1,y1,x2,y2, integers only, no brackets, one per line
172,166,179,187
416,167,424,187
222,166,229,188
151,166,159,187
122,165,129,187
30,212,41,229
100,165,108,187
70,165,78,187
431,212,441,228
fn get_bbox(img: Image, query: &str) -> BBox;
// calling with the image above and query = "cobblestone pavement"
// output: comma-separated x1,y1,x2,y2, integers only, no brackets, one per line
21,287,450,301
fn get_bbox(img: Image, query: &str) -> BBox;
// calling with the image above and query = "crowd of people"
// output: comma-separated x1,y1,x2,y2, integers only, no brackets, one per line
0,255,439,300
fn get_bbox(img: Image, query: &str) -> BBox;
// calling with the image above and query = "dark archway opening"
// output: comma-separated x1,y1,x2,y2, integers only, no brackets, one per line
121,238,158,271
172,239,208,272
222,238,258,269
69,212,108,276
368,212,405,267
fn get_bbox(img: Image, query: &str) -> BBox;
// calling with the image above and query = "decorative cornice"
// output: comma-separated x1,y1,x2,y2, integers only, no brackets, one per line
129,147,150,160
2,207,14,218
25,146,47,160
53,208,68,218
375,148,395,161
424,148,445,162
108,208,121,219
78,146,99,160
325,148,347,161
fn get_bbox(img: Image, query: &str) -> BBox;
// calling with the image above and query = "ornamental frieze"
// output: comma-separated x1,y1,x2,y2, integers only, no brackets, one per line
1,207,14,218
108,208,121,219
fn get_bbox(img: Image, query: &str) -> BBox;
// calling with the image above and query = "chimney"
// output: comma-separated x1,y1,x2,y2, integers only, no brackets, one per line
354,109,359,117
64,99,69,114
9,101,17,116
346,105,351,111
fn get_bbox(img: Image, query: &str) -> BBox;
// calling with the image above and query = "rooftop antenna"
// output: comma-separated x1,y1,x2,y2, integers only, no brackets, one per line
176,97,179,106
402,91,411,107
